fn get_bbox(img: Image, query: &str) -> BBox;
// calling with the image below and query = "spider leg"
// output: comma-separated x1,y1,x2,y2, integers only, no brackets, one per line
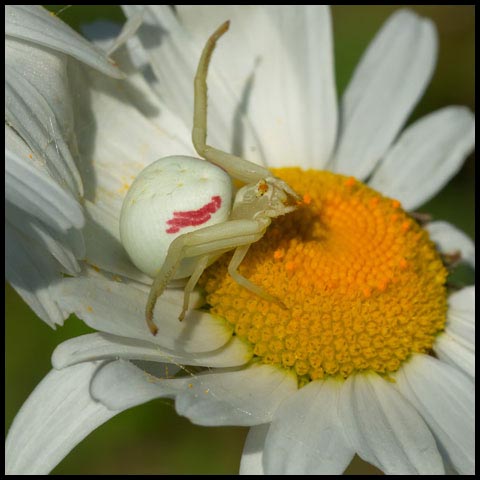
228,245,287,310
192,21,271,184
146,219,268,335
178,254,212,322
145,235,187,335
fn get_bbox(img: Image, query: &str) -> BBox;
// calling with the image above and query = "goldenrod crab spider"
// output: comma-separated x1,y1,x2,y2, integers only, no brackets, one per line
120,21,301,335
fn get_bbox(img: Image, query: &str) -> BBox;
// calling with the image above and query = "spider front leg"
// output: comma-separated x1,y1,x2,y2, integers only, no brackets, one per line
146,219,267,335
192,20,271,184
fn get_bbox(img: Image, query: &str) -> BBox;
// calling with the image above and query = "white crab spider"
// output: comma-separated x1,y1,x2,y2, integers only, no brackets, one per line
120,21,301,335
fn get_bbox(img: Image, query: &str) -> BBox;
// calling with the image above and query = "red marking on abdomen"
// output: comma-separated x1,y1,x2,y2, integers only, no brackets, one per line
166,196,222,234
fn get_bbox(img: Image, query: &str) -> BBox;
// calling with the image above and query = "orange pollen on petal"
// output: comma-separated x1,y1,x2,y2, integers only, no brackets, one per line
199,168,448,385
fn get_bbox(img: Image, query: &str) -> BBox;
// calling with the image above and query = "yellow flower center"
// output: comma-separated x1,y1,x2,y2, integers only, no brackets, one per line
199,169,448,383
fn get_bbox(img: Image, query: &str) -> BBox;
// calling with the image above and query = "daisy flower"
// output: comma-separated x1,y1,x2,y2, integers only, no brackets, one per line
5,5,475,475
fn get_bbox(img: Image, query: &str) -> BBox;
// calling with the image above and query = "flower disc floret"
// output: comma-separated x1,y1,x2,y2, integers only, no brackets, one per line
200,169,448,383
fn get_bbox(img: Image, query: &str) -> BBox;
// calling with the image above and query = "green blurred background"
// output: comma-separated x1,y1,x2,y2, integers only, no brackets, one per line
5,5,474,475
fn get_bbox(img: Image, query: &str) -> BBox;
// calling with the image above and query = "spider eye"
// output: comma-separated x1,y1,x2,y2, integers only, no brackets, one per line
256,180,269,196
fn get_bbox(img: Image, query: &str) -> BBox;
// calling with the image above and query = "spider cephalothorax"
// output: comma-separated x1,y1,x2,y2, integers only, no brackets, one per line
231,178,299,221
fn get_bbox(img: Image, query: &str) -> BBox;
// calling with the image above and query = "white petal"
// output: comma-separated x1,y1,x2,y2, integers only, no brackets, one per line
176,5,338,169
5,127,85,272
339,373,444,474
264,380,354,474
52,332,252,369
333,9,437,179
5,60,82,198
435,333,475,380
369,107,475,210
6,37,74,144
92,360,297,426
5,222,65,327
83,200,151,284
394,354,475,475
171,364,297,426
4,123,56,189
239,425,269,475
449,284,475,308
426,221,475,269
435,286,476,378
90,359,176,409
52,272,233,353
6,201,83,275
5,122,33,160
5,361,121,475
447,286,475,340
5,148,84,233
24,223,82,275
5,5,123,78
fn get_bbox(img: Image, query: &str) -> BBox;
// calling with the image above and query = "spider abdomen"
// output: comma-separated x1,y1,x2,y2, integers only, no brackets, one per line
119,155,232,278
